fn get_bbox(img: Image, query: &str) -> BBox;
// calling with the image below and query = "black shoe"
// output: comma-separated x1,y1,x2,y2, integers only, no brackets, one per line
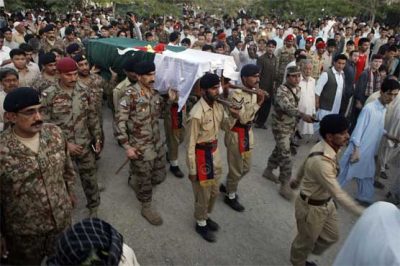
305,261,318,266
166,152,170,163
374,180,385,189
219,184,227,193
224,196,245,212
170,166,184,178
206,218,220,231
195,224,216,242
380,171,388,179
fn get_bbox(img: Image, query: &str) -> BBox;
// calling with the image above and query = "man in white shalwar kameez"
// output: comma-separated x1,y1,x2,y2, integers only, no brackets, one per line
298,59,316,136
333,201,400,266
338,79,400,205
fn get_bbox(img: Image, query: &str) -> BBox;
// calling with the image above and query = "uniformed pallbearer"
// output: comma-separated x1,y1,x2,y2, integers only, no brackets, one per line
0,87,75,264
186,73,239,242
220,64,265,211
41,57,102,217
289,114,364,266
263,66,314,200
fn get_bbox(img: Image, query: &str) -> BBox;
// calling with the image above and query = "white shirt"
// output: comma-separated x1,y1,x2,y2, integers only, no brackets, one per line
0,90,6,131
298,75,316,135
0,45,11,66
315,67,344,114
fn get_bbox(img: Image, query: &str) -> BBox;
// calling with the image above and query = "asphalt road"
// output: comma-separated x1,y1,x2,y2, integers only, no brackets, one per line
71,106,390,266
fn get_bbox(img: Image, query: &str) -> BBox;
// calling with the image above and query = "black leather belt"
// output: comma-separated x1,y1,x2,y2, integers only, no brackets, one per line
300,193,331,206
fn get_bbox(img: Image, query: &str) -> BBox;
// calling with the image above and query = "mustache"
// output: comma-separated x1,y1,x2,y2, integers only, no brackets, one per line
149,81,155,84
32,121,43,127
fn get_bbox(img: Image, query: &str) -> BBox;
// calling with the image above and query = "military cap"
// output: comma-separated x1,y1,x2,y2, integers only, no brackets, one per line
72,54,87,63
4,87,40,112
316,41,326,49
66,43,81,54
241,64,260,77
319,114,349,136
57,57,78,73
123,57,137,72
39,52,56,66
286,66,301,76
134,61,155,75
306,36,314,43
200,73,220,89
43,24,55,33
285,34,295,41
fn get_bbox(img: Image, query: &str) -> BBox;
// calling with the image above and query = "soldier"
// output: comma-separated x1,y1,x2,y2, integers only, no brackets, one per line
289,114,364,266
164,98,186,178
263,66,314,200
220,64,265,211
41,57,102,217
32,52,58,93
0,87,75,264
186,73,239,242
40,24,65,54
116,61,170,226
311,41,326,80
275,34,296,86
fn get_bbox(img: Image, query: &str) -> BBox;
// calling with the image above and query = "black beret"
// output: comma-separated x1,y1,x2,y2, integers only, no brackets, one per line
39,52,56,66
65,27,75,36
72,54,87,63
66,43,80,54
123,57,137,72
43,24,55,33
134,61,155,75
200,73,220,89
240,64,260,77
4,87,40,113
319,114,349,137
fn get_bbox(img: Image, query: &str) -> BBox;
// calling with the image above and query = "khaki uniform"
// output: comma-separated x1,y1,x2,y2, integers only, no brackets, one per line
290,140,363,266
116,84,166,203
224,89,259,193
41,82,102,209
267,83,300,183
163,100,186,164
0,124,75,264
186,97,235,220
40,38,65,54
311,53,324,80
275,46,296,85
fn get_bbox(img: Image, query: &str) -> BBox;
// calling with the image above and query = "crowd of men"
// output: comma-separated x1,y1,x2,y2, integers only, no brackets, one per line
0,6,400,266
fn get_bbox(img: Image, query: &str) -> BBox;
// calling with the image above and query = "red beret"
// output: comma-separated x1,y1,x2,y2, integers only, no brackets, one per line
285,34,294,41
217,32,226,40
306,36,314,43
57,57,78,73
316,41,326,49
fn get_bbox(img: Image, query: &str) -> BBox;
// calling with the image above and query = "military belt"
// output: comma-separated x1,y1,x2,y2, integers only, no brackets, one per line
195,140,218,150
300,192,331,206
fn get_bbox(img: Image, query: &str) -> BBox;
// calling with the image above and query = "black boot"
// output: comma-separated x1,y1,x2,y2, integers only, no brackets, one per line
206,218,220,231
195,224,216,242
170,166,184,178
224,196,245,212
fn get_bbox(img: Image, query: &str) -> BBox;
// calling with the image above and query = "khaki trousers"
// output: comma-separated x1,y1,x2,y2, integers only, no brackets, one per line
290,196,339,266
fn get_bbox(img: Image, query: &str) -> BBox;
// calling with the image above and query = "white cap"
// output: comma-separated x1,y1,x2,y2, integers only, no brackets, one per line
13,21,21,28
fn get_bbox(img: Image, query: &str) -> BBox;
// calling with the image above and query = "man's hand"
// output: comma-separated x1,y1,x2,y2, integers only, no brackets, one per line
355,100,363,109
188,174,197,182
94,141,102,154
109,67,118,81
67,142,83,156
301,113,315,123
290,179,301,190
256,89,266,106
168,88,178,102
0,236,8,259
385,134,400,144
229,107,241,119
350,147,360,163
90,65,101,75
126,147,141,160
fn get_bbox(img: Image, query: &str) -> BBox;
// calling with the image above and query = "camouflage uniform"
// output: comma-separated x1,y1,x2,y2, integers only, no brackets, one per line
0,124,75,265
32,75,58,93
163,100,186,165
112,78,133,114
116,84,166,204
41,82,102,210
275,46,296,85
266,83,301,184
40,38,65,54
224,89,259,194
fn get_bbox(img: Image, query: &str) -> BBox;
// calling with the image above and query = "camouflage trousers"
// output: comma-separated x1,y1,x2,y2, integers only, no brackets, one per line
5,229,65,265
74,148,100,209
225,134,252,194
164,121,185,162
128,152,166,203
267,127,293,184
